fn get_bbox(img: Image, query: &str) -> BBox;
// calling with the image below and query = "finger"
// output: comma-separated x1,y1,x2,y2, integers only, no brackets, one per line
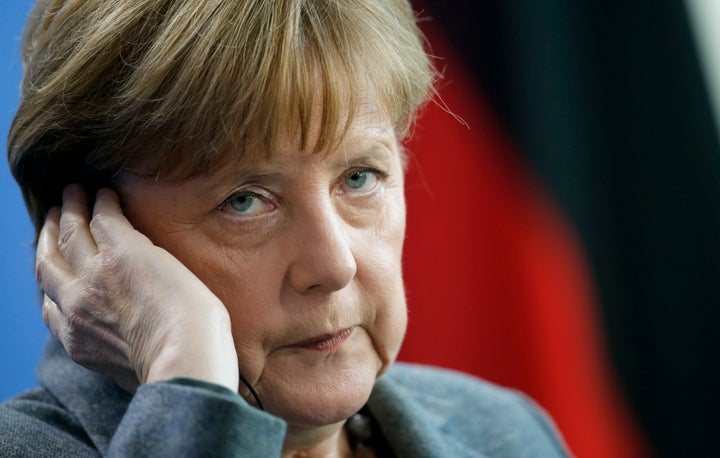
41,295,67,343
59,184,99,270
36,207,76,307
90,188,145,251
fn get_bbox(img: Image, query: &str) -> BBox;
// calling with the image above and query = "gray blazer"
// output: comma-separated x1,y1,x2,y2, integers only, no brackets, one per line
0,339,569,457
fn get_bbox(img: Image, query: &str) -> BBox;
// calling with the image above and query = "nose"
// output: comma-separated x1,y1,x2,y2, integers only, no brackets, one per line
287,198,357,294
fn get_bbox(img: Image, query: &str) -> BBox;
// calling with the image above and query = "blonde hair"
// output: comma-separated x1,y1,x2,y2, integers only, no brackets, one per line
7,0,435,234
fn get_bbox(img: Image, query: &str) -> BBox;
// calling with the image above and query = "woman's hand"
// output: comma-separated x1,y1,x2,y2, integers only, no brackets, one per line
36,184,239,393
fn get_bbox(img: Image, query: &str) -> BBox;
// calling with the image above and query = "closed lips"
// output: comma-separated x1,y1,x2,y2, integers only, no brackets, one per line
294,327,354,351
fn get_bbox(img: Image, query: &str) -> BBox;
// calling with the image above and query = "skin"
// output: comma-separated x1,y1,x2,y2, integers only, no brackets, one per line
35,111,408,457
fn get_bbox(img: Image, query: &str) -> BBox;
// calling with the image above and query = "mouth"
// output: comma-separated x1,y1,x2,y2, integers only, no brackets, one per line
293,327,354,352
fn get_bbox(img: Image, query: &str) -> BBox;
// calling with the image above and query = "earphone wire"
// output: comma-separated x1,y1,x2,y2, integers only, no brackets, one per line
238,370,264,411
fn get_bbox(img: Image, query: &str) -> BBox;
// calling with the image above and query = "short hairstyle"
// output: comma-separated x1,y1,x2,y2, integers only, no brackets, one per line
8,0,435,235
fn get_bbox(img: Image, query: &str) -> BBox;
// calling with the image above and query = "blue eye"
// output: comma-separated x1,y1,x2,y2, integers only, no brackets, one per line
343,169,379,192
222,192,271,216
230,194,255,213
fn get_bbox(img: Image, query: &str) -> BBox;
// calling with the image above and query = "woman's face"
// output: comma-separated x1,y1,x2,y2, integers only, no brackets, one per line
116,111,407,428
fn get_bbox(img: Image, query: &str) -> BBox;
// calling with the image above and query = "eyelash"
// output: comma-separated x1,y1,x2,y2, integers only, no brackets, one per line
217,167,388,216
340,167,387,193
217,189,275,217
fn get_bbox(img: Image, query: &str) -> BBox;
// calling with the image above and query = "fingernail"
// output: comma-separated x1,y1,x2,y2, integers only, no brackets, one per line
96,188,116,201
62,183,78,201
46,207,61,221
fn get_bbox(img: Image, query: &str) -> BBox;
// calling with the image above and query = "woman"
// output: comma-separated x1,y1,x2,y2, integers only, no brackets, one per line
1,0,569,456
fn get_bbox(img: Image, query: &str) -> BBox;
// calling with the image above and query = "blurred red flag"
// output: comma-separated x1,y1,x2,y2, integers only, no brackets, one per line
399,20,649,458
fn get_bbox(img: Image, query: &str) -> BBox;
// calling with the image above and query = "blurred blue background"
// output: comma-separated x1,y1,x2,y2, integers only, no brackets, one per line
0,0,48,401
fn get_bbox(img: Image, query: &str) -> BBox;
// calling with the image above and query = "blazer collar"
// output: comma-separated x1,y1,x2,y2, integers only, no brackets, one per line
36,338,130,455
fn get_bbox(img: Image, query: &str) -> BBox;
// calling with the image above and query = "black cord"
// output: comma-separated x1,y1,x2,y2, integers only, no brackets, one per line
238,370,264,411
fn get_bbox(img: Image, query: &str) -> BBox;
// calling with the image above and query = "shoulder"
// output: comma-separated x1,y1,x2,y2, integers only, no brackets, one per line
384,362,517,399
371,363,570,457
383,363,537,413
0,387,97,457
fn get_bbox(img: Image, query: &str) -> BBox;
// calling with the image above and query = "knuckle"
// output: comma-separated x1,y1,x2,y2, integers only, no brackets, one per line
64,310,83,336
98,244,131,279
34,253,50,283
57,220,82,253
40,299,52,326
88,212,111,236
62,318,90,363
54,292,109,364
80,283,107,310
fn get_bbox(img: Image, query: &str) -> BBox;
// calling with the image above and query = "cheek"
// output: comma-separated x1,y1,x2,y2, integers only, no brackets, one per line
193,247,254,299
186,246,281,327
357,194,408,366
368,269,407,370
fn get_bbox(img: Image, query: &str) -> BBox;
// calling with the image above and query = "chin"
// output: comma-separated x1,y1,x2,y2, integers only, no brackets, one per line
258,348,383,426
270,378,376,427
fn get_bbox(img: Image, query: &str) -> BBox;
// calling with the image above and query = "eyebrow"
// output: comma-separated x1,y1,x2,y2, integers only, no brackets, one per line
204,169,285,197
336,144,396,171
203,126,397,187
